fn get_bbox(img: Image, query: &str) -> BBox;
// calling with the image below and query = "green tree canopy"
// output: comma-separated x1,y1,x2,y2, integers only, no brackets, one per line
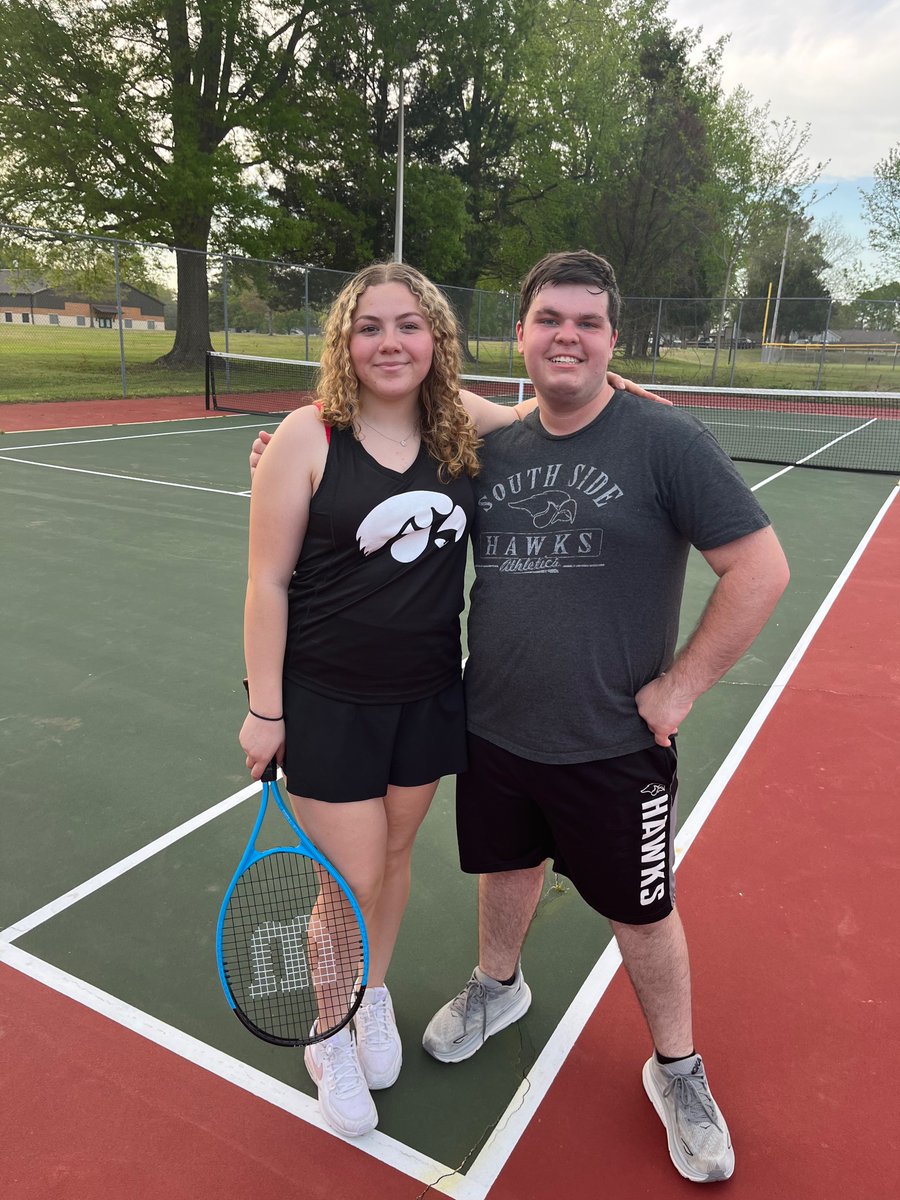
0,0,333,364
743,209,832,338
861,143,900,273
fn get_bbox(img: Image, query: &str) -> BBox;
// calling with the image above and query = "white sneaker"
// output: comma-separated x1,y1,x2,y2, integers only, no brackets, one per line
355,986,402,1089
303,1025,377,1137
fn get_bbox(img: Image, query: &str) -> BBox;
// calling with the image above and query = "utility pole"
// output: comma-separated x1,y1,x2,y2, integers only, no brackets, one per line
769,217,792,345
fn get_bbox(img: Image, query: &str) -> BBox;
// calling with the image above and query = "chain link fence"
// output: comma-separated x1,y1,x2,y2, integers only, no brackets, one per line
1,223,898,404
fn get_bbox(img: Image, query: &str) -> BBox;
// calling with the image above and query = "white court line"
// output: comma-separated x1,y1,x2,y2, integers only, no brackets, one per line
0,944,476,1198
704,419,856,433
0,455,248,495
748,419,880,491
0,780,263,943
792,418,876,465
2,477,897,1199
0,420,275,453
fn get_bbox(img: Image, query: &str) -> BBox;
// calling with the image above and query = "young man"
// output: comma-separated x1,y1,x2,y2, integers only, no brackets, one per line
421,251,789,1183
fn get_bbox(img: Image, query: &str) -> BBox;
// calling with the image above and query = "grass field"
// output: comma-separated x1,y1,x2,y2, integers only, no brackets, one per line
1,324,898,403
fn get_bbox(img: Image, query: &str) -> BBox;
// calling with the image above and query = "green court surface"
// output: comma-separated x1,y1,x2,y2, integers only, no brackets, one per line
0,416,895,1172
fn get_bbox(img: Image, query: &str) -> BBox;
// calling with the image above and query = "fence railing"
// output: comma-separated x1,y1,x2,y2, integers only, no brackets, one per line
1,222,898,404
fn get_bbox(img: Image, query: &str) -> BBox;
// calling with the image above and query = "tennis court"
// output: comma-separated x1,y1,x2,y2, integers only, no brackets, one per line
1,393,898,1199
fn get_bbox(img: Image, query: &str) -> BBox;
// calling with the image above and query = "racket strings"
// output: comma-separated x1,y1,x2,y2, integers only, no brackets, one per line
220,850,364,1043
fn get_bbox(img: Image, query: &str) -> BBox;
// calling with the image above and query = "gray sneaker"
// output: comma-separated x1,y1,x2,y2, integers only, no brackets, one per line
422,964,532,1063
642,1054,735,1183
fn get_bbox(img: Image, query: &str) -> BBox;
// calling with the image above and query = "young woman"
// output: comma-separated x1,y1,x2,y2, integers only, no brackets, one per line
240,261,657,1137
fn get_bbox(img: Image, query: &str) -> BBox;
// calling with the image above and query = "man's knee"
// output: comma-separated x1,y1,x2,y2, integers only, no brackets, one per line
611,906,682,942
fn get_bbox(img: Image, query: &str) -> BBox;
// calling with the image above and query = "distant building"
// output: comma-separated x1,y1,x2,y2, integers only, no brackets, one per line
828,329,898,346
0,270,164,330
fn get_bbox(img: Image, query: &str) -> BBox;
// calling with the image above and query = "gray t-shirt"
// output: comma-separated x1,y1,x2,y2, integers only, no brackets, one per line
464,392,771,763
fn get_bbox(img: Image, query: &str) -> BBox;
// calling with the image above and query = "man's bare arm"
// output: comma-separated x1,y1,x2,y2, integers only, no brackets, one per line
635,526,790,747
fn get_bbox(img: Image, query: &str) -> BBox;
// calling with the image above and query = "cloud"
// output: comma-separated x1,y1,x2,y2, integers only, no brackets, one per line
666,0,900,178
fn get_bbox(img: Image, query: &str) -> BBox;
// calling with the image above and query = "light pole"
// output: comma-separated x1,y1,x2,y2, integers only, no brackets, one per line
394,68,405,262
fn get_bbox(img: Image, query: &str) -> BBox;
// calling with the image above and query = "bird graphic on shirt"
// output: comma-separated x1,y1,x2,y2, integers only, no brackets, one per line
508,490,577,529
356,491,467,562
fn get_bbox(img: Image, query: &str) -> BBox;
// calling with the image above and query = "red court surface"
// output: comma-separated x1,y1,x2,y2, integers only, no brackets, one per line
0,395,212,432
1,397,897,1198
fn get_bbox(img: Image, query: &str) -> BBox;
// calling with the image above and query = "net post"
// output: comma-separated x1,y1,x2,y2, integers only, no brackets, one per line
304,268,310,362
651,299,663,384
205,351,211,410
222,254,230,355
729,300,745,388
113,240,127,400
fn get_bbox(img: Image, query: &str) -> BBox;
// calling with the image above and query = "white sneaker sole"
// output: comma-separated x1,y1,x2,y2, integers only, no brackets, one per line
641,1059,735,1183
424,982,533,1063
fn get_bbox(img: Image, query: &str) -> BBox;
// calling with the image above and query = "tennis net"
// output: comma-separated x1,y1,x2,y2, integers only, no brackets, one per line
206,352,900,475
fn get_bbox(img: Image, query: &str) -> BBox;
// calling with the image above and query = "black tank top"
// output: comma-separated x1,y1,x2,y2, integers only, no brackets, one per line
284,426,475,703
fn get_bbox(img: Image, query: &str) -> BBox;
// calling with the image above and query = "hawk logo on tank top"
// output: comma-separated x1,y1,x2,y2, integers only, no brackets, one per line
356,491,468,564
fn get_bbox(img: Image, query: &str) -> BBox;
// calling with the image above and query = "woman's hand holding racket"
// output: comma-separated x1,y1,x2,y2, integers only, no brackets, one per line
239,710,284,781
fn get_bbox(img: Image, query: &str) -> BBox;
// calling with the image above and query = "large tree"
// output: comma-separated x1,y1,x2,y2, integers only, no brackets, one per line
492,5,726,356
268,6,474,280
408,0,544,325
703,91,825,373
573,20,725,356
861,143,900,273
0,0,330,365
833,282,900,333
742,208,832,339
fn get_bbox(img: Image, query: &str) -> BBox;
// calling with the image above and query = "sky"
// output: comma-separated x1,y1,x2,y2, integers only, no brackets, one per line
664,0,900,283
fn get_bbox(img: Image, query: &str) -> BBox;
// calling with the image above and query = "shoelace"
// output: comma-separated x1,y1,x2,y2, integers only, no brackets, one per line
450,977,489,1039
664,1072,723,1131
357,998,392,1047
322,1038,367,1097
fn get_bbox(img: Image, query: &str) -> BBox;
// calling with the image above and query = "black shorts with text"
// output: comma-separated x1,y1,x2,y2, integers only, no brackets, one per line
456,734,678,925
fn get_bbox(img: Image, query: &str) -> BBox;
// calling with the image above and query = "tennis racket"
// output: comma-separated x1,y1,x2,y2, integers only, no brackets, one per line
215,758,369,1046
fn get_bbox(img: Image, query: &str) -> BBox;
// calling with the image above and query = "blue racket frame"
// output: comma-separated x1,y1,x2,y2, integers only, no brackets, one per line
215,768,370,1046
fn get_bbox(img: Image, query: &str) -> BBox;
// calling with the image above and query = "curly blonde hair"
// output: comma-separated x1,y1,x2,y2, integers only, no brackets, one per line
316,263,481,479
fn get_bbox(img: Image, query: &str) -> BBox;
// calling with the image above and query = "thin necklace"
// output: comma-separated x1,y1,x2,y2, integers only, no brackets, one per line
357,415,419,446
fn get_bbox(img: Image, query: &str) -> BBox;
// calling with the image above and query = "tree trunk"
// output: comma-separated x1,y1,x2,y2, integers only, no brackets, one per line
448,287,477,363
156,244,213,368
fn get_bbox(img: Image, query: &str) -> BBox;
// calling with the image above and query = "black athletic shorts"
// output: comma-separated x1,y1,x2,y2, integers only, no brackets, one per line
456,734,678,925
281,678,467,803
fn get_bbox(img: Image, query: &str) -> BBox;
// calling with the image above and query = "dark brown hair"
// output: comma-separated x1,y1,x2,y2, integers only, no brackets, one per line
519,250,621,332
